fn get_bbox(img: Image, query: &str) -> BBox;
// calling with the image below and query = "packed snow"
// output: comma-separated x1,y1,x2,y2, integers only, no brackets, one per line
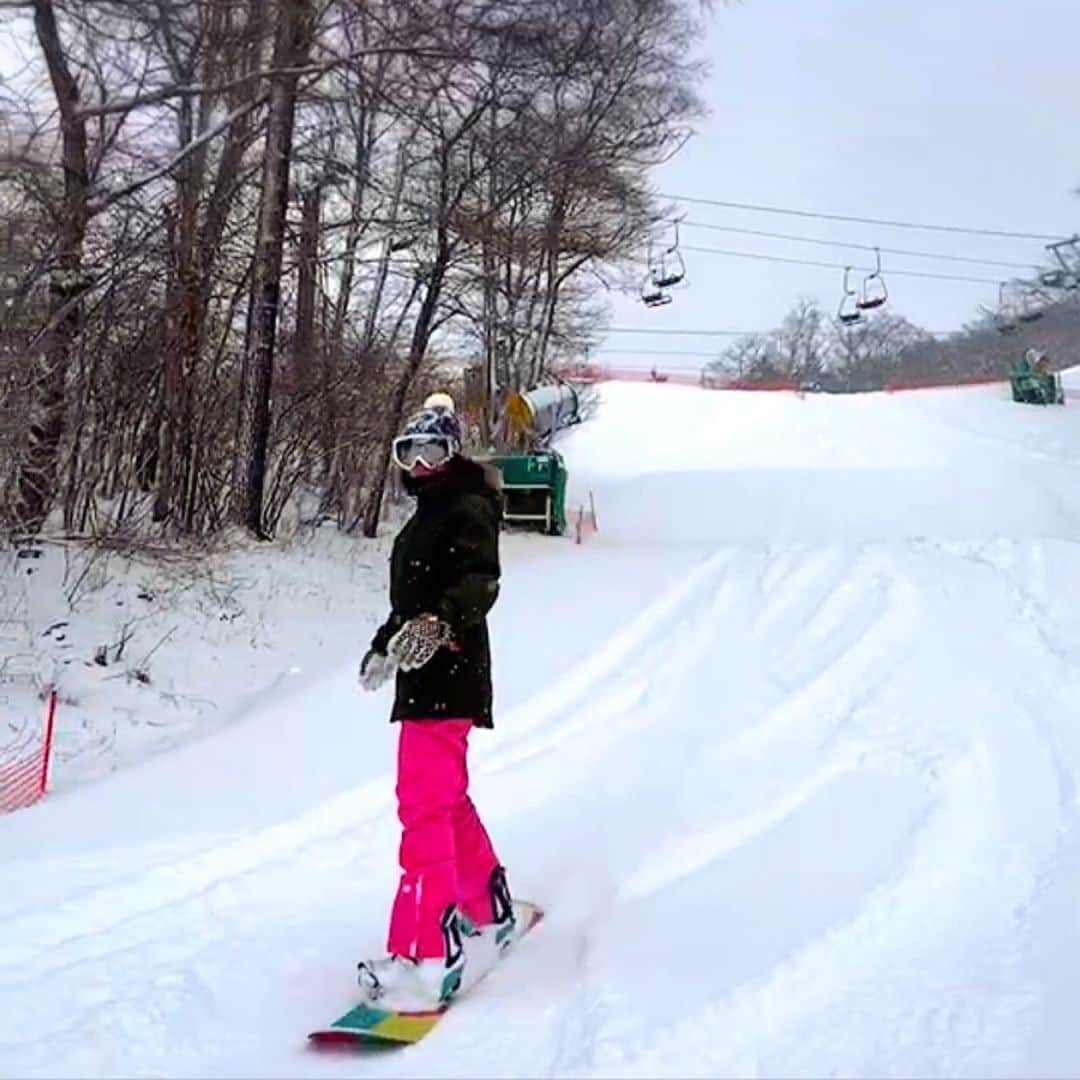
5,375,1080,1078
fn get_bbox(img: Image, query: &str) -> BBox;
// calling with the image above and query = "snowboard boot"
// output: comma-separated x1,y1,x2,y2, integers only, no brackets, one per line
460,865,516,954
357,905,466,1012
488,865,516,951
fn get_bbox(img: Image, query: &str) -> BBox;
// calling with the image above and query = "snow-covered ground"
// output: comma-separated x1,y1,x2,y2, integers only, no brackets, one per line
5,375,1080,1077
0,529,393,793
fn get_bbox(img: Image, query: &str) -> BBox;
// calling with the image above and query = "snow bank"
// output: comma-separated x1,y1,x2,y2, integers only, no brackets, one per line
1,529,390,793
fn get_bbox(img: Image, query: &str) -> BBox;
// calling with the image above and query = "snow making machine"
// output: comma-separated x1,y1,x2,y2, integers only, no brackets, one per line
480,381,581,536
1011,349,1065,406
487,450,568,535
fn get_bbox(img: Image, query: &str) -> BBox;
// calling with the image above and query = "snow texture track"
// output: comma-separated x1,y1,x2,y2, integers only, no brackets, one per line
5,381,1080,1077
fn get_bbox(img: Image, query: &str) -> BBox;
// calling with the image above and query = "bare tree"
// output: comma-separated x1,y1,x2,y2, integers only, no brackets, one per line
774,298,828,383
13,0,90,533
231,0,315,537
710,333,778,382
153,0,270,530
829,311,932,392
1,0,713,543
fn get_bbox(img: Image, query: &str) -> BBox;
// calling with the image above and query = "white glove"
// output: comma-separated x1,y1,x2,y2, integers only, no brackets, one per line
359,648,395,691
386,615,454,672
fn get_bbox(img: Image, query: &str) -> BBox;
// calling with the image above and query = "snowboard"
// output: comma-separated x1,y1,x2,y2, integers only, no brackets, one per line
308,900,543,1048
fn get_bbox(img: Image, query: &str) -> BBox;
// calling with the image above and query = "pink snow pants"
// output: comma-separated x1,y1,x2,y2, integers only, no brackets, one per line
387,719,500,959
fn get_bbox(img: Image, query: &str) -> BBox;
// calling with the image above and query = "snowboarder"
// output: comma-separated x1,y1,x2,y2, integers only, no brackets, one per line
356,394,515,1012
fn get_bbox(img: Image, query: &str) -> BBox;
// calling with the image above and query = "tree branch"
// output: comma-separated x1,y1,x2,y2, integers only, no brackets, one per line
86,92,269,214
72,47,493,120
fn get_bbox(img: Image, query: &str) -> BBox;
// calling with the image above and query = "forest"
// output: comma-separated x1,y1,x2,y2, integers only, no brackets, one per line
0,0,706,541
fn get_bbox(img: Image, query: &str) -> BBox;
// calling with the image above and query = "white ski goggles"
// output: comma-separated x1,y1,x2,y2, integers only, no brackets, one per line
391,434,454,470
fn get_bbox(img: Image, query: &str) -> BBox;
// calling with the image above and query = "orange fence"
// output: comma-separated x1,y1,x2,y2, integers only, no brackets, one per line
883,375,1006,393
559,364,1055,396
560,365,800,391
0,690,57,813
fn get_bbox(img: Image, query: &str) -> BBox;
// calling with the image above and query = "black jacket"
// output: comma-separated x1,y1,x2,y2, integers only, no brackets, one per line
371,455,502,727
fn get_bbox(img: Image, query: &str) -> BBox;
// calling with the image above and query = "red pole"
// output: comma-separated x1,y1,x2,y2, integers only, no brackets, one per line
39,690,57,796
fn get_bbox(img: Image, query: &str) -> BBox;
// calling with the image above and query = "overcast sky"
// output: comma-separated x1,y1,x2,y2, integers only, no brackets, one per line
4,2,1078,371
600,0,1080,369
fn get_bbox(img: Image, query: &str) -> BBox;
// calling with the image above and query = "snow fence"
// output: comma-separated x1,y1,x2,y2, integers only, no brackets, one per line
0,690,56,812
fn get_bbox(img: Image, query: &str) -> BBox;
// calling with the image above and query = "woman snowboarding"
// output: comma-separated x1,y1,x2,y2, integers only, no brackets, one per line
357,395,515,1012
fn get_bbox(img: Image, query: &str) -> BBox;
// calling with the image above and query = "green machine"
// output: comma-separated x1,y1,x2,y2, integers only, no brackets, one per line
475,382,583,537
484,450,568,536
1011,349,1064,406
475,381,580,536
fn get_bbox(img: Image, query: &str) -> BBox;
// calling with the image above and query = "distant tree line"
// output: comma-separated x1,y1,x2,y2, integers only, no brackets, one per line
708,296,1080,392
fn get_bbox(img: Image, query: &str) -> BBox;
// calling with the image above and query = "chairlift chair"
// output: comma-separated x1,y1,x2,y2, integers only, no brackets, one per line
1039,268,1069,290
1045,236,1080,291
650,219,687,290
640,269,672,308
995,282,1021,334
856,248,888,310
642,289,672,308
1017,283,1050,324
640,241,673,307
837,266,864,326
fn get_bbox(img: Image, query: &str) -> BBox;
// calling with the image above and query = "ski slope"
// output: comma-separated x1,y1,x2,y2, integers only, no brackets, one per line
5,376,1080,1077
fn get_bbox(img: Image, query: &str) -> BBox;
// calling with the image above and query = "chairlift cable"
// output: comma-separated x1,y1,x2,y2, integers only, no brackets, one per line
661,194,1066,242
604,327,756,336
679,220,1038,271
680,244,1001,285
602,326,956,337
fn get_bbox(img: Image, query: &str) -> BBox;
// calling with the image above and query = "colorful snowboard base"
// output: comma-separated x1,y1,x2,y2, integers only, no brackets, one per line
308,901,543,1048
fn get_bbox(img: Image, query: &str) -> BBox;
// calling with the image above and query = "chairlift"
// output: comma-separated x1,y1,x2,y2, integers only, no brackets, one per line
994,282,1020,334
640,269,672,308
649,220,687,290
1038,261,1079,293
837,266,863,326
1017,299,1046,325
1039,268,1070,290
1045,236,1080,290
856,248,888,310
1016,281,1051,324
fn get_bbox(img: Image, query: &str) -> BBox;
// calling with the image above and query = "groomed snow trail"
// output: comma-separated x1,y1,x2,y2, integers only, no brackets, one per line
5,379,1080,1078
